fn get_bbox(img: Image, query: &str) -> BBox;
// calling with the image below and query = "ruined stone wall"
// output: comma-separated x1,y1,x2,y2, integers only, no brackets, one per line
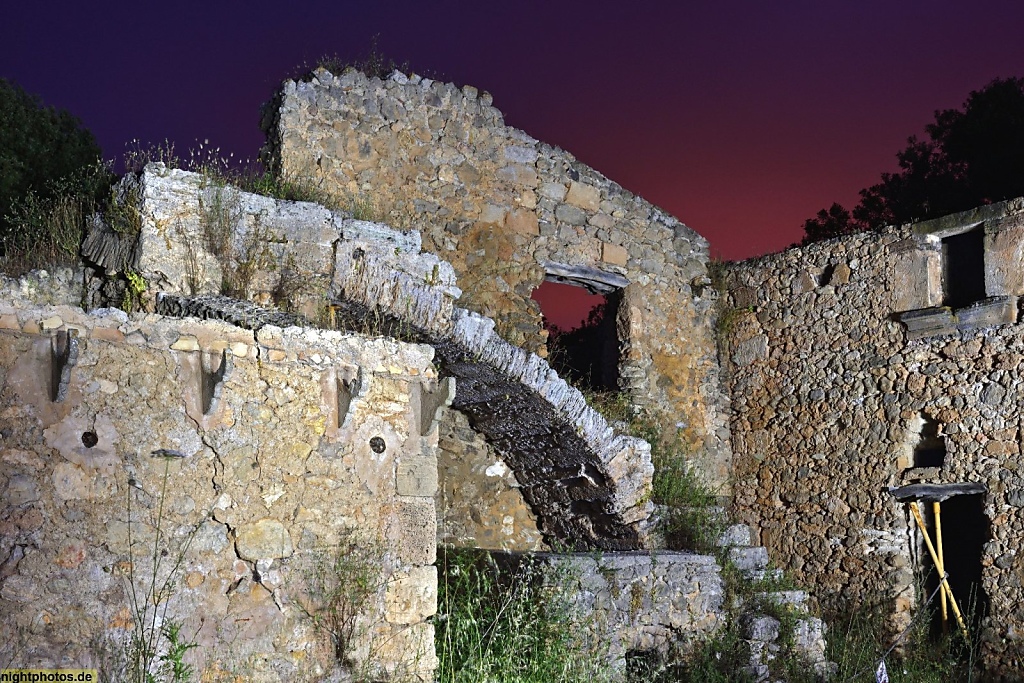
0,295,443,680
123,162,658,551
547,551,724,670
725,200,1024,677
436,408,545,551
264,68,732,497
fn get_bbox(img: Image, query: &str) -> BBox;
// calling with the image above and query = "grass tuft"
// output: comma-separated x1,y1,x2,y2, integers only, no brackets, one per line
436,547,613,683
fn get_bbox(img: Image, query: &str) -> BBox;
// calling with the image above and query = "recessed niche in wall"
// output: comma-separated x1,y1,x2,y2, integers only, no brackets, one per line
818,264,836,287
903,413,946,470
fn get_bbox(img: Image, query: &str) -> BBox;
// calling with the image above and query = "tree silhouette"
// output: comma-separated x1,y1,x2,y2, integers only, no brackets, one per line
0,78,102,250
546,296,619,391
803,77,1024,243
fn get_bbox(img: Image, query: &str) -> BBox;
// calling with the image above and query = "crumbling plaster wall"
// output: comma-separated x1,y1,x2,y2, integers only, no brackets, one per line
0,293,444,680
264,67,733,501
725,199,1024,677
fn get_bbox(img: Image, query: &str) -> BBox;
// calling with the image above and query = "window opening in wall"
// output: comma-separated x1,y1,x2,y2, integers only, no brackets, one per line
913,415,946,468
532,280,621,391
942,227,986,309
919,494,989,639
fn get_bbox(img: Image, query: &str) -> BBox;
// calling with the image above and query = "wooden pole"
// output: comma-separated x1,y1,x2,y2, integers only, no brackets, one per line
910,501,969,640
933,500,948,632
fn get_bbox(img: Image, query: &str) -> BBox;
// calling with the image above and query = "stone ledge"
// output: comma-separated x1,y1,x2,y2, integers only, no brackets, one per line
896,295,1018,340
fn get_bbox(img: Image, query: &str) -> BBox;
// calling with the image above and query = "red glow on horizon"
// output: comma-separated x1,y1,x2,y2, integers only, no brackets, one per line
531,280,604,332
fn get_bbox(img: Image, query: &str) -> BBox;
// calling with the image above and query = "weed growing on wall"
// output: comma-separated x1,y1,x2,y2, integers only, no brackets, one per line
585,390,723,552
196,182,279,298
309,36,412,81
435,547,613,683
120,455,203,683
297,529,389,675
121,270,147,312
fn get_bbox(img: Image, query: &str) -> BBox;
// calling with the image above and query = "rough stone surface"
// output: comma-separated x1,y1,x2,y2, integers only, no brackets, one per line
436,408,546,550
264,68,733,497
531,551,724,671
0,297,444,680
125,165,658,550
725,198,1024,677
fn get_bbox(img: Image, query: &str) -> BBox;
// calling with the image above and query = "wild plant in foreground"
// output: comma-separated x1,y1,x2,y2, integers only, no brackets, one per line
121,454,202,683
435,548,613,683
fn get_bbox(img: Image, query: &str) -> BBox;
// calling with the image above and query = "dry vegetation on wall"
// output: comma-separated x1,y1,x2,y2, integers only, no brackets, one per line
583,391,723,552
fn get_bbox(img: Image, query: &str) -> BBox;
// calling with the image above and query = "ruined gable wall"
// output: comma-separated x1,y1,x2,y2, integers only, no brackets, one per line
265,68,732,497
725,203,1024,676
0,296,442,680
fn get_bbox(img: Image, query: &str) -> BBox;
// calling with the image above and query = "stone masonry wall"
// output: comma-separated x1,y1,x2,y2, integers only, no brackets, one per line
550,551,724,671
436,408,545,551
0,293,445,680
264,68,733,499
725,199,1024,678
123,163,658,551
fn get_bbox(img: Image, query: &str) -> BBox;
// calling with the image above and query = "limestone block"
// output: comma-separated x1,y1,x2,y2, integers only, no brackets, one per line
565,181,601,211
538,181,568,201
743,614,781,642
171,335,200,351
601,242,629,267
554,203,587,226
41,316,71,335
384,566,437,625
390,499,437,566
371,622,437,679
5,474,39,505
505,208,539,236
396,453,438,497
985,216,1024,296
732,334,769,367
235,519,294,560
0,575,41,603
504,145,539,165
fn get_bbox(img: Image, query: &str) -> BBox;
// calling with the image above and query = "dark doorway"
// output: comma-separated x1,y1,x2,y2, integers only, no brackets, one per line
942,228,986,309
532,281,621,391
921,494,989,638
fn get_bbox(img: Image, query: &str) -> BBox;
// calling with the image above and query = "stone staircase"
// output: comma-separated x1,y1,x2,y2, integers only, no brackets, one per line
717,523,837,682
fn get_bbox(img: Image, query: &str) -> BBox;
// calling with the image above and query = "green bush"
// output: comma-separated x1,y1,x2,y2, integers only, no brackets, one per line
1,160,112,273
0,79,105,269
584,391,723,552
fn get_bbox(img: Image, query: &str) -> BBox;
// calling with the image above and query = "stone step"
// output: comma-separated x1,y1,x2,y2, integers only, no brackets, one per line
742,614,781,642
739,663,770,683
746,567,785,583
716,523,753,547
729,545,769,574
757,590,809,612
792,617,827,657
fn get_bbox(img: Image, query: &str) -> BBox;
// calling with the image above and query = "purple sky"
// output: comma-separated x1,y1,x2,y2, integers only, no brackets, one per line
3,0,1023,266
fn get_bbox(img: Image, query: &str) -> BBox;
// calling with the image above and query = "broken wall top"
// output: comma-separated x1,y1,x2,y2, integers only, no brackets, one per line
263,67,712,353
